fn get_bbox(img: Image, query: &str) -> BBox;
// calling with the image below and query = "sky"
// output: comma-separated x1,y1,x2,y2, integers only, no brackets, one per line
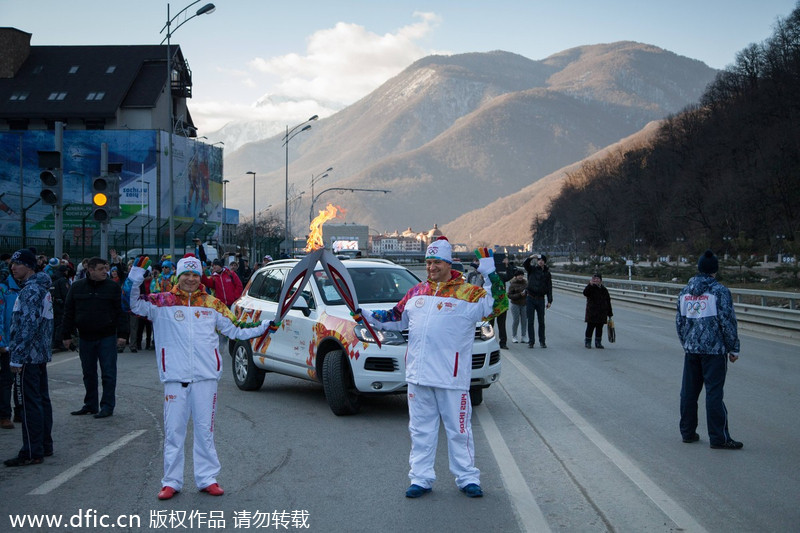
3,0,798,136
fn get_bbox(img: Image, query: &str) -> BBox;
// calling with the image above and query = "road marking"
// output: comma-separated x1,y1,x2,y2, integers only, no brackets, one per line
48,355,79,367
476,405,552,533
28,430,147,495
505,354,709,533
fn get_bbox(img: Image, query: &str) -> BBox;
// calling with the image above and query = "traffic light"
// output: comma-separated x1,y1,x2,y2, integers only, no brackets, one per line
37,150,62,206
106,163,122,217
92,163,122,222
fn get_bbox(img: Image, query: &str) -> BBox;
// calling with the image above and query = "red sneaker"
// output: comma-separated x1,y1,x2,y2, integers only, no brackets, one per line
157,486,178,500
200,483,224,496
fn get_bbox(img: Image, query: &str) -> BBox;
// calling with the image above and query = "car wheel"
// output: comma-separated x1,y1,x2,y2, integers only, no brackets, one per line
322,349,361,416
232,341,265,391
469,386,483,406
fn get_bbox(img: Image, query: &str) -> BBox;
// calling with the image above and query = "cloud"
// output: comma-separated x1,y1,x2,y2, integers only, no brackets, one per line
192,12,444,135
249,12,443,105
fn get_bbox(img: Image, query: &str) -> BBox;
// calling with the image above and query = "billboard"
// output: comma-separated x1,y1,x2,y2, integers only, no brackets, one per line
0,130,223,244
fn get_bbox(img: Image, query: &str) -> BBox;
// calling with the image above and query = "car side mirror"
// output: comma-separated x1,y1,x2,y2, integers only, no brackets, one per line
292,295,312,317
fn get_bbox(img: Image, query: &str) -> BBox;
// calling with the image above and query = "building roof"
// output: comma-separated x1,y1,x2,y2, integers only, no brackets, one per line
0,43,182,120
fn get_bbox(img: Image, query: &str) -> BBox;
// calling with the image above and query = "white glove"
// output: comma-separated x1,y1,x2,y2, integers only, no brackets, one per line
477,257,495,276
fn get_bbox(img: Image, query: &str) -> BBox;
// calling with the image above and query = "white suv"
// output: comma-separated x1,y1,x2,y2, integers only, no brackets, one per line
229,258,501,415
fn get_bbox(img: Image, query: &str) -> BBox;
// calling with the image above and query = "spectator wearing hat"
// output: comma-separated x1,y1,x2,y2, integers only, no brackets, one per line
125,254,273,500
583,273,613,349
676,250,743,450
62,257,129,418
507,268,528,343
522,254,553,349
3,249,54,466
201,259,243,309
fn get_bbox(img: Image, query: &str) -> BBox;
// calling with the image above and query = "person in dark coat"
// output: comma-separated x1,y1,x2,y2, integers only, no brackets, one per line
62,257,130,418
522,254,553,348
583,273,613,349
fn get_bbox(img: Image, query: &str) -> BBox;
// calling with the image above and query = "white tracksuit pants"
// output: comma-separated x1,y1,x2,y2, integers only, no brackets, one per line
162,379,220,491
407,382,480,489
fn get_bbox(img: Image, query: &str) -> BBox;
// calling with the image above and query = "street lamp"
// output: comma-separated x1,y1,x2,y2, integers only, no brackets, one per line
309,166,333,223
283,115,318,254
309,187,390,226
247,171,256,260
160,1,216,260
221,178,229,252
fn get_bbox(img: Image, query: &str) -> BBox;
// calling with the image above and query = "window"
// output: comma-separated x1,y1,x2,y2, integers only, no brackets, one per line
9,92,29,101
105,66,116,74
86,92,105,101
252,268,286,303
47,92,67,101
68,65,79,74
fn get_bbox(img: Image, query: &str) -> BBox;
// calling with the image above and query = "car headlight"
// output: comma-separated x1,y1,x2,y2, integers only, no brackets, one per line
354,325,406,345
479,322,495,341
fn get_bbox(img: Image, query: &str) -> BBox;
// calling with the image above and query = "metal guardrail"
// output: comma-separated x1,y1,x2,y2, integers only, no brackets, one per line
552,273,800,340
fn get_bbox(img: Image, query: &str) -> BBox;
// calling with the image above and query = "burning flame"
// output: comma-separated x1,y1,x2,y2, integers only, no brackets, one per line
306,203,347,252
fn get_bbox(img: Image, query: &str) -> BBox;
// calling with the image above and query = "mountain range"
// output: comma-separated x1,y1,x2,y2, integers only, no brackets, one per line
216,41,717,246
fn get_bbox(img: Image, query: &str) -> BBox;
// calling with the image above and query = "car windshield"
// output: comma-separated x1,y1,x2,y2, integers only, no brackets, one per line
313,266,420,305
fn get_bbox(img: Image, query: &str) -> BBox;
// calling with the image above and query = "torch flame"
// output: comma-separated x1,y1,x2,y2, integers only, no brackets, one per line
306,203,347,252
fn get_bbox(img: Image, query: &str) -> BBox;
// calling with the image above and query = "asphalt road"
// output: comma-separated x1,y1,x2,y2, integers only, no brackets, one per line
1,287,797,532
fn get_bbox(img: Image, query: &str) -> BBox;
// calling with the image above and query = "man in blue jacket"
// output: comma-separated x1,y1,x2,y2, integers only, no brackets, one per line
676,250,742,450
4,249,54,466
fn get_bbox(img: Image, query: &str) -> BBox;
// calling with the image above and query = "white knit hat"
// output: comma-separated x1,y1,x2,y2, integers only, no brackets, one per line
176,256,202,277
425,236,452,264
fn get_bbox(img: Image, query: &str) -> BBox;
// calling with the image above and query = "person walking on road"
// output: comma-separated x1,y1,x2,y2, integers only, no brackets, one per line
125,255,272,500
583,273,613,349
62,257,129,418
366,237,507,499
507,268,528,343
3,249,54,467
522,254,552,348
676,250,743,450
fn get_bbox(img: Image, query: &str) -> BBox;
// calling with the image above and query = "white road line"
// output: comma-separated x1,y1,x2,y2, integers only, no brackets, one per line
48,355,79,367
476,405,552,533
28,430,147,495
505,354,709,533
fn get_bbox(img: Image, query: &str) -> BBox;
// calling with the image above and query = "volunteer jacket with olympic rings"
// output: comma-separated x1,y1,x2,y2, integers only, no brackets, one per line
126,266,270,383
367,269,507,390
676,274,740,355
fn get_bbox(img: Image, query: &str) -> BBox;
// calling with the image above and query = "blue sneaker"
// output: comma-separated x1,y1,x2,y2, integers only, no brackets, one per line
460,483,483,498
405,484,432,498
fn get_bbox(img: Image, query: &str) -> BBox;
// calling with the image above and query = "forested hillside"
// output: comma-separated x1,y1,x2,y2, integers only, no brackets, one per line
533,6,800,260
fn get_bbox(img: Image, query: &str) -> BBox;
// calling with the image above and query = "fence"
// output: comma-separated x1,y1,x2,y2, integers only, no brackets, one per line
552,273,800,341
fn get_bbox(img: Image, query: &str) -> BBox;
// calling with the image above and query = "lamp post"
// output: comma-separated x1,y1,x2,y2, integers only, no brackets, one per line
160,1,216,260
247,171,256,260
309,166,333,223
222,179,229,249
282,115,318,254
309,187,391,226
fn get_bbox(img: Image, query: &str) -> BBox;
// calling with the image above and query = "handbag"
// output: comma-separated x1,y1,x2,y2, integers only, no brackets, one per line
607,318,616,343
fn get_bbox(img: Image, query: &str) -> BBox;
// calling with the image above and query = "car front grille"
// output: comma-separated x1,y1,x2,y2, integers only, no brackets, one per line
472,350,500,370
364,357,399,372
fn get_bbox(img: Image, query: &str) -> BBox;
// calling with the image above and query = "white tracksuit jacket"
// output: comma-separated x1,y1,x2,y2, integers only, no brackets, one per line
126,266,269,383
367,268,506,389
